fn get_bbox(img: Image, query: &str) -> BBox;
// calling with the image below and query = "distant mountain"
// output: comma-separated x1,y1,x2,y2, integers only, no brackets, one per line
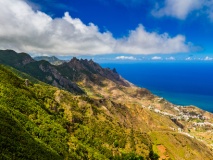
0,50,83,94
57,57,131,87
1,49,213,159
0,50,130,94
34,56,65,65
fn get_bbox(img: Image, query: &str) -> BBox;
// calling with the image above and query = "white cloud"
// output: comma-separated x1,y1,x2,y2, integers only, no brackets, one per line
115,25,190,54
204,56,213,60
115,56,137,60
0,0,192,56
152,0,213,21
151,56,162,60
206,1,213,21
185,57,192,60
152,0,203,19
166,56,175,60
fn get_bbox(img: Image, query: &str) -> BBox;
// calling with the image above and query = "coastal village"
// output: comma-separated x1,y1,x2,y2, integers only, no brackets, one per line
142,97,213,149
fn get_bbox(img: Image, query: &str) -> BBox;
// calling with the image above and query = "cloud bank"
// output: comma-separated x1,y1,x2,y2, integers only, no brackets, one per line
151,56,162,60
166,56,175,60
115,56,137,60
152,0,213,21
204,56,213,61
0,0,191,56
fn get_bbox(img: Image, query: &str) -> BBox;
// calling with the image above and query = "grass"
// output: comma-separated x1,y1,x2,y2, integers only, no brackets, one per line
0,62,213,160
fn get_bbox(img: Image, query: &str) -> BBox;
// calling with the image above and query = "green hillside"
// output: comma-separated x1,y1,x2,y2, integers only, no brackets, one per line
0,54,213,159
0,65,152,159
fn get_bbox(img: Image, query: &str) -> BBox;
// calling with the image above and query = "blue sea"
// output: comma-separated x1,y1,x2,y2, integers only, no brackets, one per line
100,62,213,113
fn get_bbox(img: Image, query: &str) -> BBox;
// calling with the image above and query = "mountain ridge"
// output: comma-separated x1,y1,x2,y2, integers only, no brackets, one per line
0,50,131,94
0,49,213,159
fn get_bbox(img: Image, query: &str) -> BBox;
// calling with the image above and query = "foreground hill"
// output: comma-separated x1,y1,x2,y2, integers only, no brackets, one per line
0,50,213,159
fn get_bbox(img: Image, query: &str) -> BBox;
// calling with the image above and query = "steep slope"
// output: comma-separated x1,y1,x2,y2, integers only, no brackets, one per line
0,49,213,160
0,65,65,159
0,50,34,67
0,50,132,94
0,65,153,159
1,62,213,159
57,57,131,87
0,50,84,94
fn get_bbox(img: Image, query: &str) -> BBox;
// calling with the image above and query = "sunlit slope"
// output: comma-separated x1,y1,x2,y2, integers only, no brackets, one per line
1,49,213,159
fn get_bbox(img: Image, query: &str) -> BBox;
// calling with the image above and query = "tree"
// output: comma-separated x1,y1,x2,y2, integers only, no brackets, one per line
149,150,159,160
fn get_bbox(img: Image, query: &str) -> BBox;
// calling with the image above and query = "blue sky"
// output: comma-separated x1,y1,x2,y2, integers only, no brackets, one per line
1,0,213,61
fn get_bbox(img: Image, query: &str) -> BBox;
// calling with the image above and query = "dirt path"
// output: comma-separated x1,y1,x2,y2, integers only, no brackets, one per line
157,144,169,160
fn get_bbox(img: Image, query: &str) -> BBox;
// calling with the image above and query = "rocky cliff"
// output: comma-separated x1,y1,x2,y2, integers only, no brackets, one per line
0,49,213,159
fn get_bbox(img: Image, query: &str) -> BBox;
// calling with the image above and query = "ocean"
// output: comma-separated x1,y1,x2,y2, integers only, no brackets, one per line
100,62,213,113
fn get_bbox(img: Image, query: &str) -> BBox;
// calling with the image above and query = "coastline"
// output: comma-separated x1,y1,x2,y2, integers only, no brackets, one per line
151,89,213,113
100,62,213,113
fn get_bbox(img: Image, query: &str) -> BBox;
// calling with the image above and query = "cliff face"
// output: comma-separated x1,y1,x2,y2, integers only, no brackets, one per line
0,50,131,94
57,57,131,87
0,50,84,94
0,49,213,159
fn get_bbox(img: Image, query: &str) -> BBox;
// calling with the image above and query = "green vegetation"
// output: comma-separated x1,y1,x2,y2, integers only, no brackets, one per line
0,66,62,158
1,50,213,160
149,131,213,160
148,150,159,160
0,65,160,159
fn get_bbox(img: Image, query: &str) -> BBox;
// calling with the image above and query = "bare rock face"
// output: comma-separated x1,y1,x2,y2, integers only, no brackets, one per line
59,57,131,87
0,50,84,94
0,50,130,94
38,62,84,94
19,53,35,65
46,76,53,81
